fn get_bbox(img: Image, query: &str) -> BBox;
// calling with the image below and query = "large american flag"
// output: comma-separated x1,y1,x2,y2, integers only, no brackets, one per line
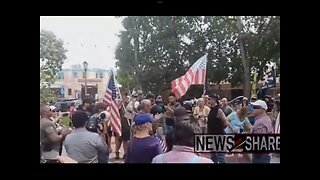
103,72,122,136
171,54,207,98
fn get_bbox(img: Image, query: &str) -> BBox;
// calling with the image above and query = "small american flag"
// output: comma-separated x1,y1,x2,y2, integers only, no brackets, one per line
171,53,207,98
103,72,122,136
154,135,167,153
124,111,136,120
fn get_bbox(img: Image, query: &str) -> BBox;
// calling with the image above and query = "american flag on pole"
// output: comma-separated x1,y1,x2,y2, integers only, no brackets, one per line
103,72,122,136
171,53,208,98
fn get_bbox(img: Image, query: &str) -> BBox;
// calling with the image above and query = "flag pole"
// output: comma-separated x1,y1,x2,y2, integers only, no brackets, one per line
203,53,208,96
113,70,130,127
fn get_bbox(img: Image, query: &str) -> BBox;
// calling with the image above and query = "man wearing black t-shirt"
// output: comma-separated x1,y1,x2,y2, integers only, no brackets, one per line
207,94,229,163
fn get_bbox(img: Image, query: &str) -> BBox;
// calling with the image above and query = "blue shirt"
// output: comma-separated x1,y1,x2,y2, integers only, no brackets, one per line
125,136,163,163
225,112,249,133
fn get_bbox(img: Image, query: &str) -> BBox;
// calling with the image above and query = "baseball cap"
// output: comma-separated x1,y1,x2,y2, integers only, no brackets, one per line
250,94,257,100
250,100,268,110
133,114,156,125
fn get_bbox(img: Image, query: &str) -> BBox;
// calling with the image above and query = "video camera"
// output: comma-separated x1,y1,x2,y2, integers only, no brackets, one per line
86,111,110,133
99,111,110,123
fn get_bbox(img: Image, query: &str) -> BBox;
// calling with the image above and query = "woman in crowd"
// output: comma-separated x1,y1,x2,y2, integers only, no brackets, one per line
193,98,210,133
225,106,252,162
225,106,252,134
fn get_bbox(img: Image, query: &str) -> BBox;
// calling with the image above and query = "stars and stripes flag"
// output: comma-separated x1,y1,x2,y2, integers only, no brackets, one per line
103,71,121,136
171,53,208,98
154,134,167,153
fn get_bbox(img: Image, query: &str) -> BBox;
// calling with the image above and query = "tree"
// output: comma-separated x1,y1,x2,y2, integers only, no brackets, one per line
40,30,67,104
115,16,280,98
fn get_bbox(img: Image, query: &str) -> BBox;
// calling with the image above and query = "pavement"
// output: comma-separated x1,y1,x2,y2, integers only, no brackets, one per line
108,137,125,164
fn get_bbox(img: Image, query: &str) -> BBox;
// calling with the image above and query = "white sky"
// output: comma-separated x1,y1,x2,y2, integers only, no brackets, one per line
40,16,124,70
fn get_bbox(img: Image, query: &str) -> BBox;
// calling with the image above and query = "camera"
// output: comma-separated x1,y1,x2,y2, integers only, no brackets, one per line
99,111,110,123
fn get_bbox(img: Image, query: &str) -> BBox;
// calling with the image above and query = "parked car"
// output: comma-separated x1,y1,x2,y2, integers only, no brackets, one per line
54,98,80,112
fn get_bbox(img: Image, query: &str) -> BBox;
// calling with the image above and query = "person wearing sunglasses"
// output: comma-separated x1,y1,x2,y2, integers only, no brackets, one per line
40,105,72,163
248,100,273,163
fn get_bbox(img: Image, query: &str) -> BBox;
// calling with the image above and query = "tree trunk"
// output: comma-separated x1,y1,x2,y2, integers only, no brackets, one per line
134,17,141,90
236,16,251,98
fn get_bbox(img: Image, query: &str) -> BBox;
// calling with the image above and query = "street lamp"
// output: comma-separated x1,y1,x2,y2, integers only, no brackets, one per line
83,61,88,96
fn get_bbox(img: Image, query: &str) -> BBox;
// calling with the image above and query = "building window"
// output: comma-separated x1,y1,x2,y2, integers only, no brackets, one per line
68,88,72,96
59,72,64,80
100,72,103,78
96,73,98,78
72,72,78,79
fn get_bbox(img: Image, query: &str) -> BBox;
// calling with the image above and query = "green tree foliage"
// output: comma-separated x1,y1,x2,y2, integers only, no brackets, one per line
115,16,279,97
40,30,67,104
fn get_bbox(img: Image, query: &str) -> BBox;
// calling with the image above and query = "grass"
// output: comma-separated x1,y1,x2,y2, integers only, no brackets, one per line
61,116,71,127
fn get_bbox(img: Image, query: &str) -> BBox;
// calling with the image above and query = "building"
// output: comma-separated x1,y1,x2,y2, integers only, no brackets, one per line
51,64,111,100
208,77,280,100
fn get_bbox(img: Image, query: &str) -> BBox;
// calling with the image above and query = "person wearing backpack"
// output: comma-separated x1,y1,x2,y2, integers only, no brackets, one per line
152,122,213,163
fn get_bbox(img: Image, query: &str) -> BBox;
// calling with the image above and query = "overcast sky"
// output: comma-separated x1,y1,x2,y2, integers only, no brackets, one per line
40,16,124,70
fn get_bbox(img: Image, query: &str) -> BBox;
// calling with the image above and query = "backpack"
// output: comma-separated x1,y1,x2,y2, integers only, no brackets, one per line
86,114,99,133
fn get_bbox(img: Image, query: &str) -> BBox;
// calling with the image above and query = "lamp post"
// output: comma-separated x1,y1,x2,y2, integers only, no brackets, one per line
83,61,88,97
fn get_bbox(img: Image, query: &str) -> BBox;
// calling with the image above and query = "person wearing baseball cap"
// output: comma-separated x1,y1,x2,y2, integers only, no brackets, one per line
249,100,273,163
125,114,162,163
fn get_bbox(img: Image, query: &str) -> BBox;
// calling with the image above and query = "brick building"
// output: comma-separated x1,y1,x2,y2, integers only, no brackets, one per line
51,64,111,99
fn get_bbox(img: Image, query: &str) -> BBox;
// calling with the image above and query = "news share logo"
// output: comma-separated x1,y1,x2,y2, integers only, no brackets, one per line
194,134,280,153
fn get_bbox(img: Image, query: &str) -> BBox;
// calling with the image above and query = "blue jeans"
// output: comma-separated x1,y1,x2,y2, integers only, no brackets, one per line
252,154,271,164
211,153,226,163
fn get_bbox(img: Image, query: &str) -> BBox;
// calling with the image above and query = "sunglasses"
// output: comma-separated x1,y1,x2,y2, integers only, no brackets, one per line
252,106,262,109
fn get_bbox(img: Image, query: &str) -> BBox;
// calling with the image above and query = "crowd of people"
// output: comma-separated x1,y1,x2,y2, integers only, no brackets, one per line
40,91,280,164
